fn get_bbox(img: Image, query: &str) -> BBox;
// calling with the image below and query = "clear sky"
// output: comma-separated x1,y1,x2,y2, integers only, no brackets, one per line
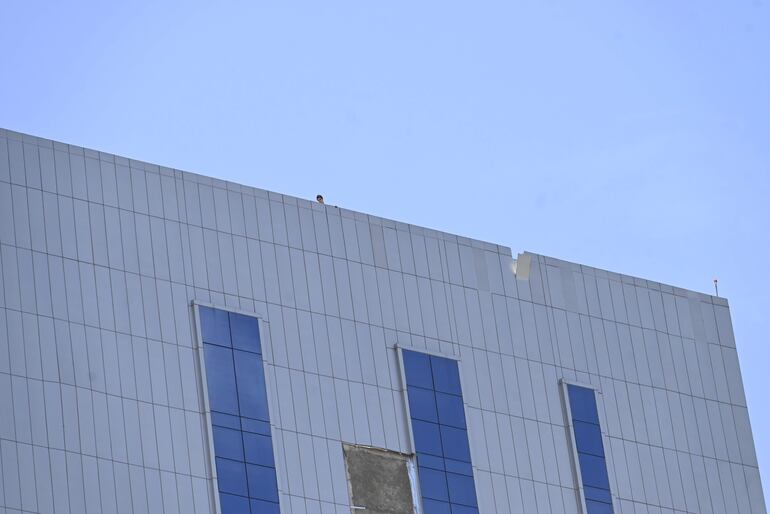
2,0,768,505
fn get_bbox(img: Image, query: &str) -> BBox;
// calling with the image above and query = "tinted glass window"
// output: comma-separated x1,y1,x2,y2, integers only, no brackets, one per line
200,307,280,512
200,306,231,347
412,419,443,456
219,493,250,514
408,386,438,423
203,345,239,415
430,355,461,395
436,392,466,428
568,384,599,424
403,350,433,389
230,312,261,353
567,384,613,514
403,350,477,514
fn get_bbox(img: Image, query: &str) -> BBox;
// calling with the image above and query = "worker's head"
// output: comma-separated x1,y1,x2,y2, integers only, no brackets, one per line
316,194,325,204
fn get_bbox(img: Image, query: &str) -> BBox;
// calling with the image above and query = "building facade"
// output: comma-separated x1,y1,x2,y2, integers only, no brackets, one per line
0,128,765,514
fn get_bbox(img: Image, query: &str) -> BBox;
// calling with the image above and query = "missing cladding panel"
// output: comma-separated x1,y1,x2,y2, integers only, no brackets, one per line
343,444,416,514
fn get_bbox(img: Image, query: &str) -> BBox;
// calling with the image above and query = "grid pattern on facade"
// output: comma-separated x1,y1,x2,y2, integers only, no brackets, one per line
199,306,279,514
0,129,765,514
402,349,479,514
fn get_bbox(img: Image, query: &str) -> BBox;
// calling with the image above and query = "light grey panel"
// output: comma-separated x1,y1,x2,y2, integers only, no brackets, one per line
380,226,400,272
722,347,747,406
734,405,759,467
129,464,150,514
209,185,230,233
52,385,76,459
252,196,272,243
0,182,16,247
356,322,377,386
144,468,163,514
27,189,47,254
376,267,396,329
197,183,216,230
355,220,374,265
349,381,371,443
49,448,71,514
261,241,281,304
720,401,742,463
112,463,133,514
27,378,48,447
341,216,360,262
11,184,31,250
136,401,158,469
105,394,128,464
203,228,223,292
298,433,320,499
10,375,32,445
152,405,174,473
183,410,207,479
291,368,312,434
175,475,195,514
270,199,288,246
309,437,333,504
216,232,237,297
22,140,42,189
305,373,326,436
7,138,26,186
18,442,38,512
319,375,340,439
297,206,317,252
1,244,22,310
231,235,253,299
96,459,118,514
76,386,97,456
0,135,9,182
370,224,387,269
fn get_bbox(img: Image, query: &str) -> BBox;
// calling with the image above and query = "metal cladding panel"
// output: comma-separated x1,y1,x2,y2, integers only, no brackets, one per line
0,128,765,514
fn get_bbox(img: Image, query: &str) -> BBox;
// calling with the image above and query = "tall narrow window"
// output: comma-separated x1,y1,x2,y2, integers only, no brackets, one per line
198,306,279,514
401,349,478,514
564,383,614,514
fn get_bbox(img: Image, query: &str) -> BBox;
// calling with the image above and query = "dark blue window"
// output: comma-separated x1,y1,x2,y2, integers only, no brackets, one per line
412,419,443,456
219,493,250,514
436,392,466,428
403,350,478,514
422,499,452,514
408,387,438,423
200,306,280,513
567,384,613,514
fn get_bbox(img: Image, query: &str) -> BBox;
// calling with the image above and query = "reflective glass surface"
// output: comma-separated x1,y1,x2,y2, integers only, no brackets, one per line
573,421,605,457
586,500,614,514
219,493,250,514
204,345,239,415
200,306,231,347
568,384,600,424
430,355,462,395
408,386,438,423
403,350,478,514
567,384,613,514
403,350,434,389
436,392,466,428
201,307,280,513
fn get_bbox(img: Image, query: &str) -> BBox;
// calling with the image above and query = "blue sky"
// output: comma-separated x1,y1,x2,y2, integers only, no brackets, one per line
2,0,769,505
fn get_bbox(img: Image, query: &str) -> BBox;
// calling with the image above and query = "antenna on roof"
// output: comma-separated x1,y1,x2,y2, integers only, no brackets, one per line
713,278,719,297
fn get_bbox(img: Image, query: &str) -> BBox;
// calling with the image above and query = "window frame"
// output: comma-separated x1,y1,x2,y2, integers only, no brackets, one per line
396,345,478,514
192,300,276,514
559,378,616,514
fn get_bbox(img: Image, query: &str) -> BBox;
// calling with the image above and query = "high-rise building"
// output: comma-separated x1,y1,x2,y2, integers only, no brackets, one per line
0,128,765,514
